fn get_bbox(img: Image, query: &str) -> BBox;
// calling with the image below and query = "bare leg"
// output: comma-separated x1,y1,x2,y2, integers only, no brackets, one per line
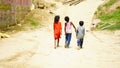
57,38,59,47
77,45,80,50
54,39,56,49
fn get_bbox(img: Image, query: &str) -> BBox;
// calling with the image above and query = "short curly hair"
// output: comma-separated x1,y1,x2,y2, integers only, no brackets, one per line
64,16,69,22
79,21,84,26
54,15,60,23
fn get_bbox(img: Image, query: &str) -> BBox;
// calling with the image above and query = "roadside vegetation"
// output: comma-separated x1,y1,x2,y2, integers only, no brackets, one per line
0,0,56,34
95,0,120,30
23,9,53,30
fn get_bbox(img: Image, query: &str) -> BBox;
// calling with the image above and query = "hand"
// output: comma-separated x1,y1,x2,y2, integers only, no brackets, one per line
60,32,62,35
76,36,78,39
65,32,66,35
75,30,77,32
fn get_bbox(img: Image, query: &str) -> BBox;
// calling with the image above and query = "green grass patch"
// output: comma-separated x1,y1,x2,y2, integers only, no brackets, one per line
0,4,11,10
97,22,109,29
107,23,120,30
50,3,56,7
104,0,117,8
26,18,39,26
94,0,120,30
96,8,120,30
97,5,103,11
97,21,120,30
99,8,120,22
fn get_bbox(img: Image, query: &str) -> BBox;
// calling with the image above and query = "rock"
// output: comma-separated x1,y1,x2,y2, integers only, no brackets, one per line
38,4,45,9
17,24,22,26
49,11,54,14
0,33,10,38
30,3,35,10
90,26,95,31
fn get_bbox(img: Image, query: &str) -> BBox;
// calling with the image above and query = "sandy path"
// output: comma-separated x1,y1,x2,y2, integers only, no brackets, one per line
0,0,120,68
27,0,120,68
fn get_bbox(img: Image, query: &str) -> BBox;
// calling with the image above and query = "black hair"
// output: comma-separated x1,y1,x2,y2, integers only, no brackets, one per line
64,16,69,22
79,21,84,26
54,15,60,23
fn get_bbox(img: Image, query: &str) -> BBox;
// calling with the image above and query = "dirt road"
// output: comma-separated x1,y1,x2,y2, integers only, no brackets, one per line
0,0,120,68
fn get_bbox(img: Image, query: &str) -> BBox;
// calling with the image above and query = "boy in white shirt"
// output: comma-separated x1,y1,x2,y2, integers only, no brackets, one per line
76,21,85,49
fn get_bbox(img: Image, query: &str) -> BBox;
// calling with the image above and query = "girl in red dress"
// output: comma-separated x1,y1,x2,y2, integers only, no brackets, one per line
53,15,62,49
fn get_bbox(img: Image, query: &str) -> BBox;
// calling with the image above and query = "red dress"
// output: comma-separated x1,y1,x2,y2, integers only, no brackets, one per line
54,22,62,39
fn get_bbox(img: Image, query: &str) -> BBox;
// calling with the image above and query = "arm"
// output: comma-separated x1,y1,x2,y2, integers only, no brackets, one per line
71,22,76,32
83,28,85,36
60,22,62,35
53,23,55,31
64,23,66,35
76,28,78,39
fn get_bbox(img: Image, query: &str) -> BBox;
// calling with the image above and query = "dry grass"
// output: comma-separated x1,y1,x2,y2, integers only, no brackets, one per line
108,1,120,13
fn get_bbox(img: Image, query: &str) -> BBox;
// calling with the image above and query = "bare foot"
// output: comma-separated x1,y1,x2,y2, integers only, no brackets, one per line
77,46,80,50
64,45,67,48
57,45,59,47
54,46,56,49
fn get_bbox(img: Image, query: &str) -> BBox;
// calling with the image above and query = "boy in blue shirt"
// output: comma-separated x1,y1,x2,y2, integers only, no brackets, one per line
76,21,85,50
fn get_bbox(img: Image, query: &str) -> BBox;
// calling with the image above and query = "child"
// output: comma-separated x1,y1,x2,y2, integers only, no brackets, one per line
53,15,62,49
76,21,85,50
64,16,76,48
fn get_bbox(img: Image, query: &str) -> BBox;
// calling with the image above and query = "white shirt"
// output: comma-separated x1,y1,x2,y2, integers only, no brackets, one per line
76,26,85,39
66,22,72,33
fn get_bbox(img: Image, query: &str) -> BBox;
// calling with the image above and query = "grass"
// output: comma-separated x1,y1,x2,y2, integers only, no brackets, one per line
26,18,39,26
95,0,120,30
98,22,120,30
50,3,56,7
0,4,11,10
0,1,52,33
97,9,120,30
99,8,120,22
103,0,117,8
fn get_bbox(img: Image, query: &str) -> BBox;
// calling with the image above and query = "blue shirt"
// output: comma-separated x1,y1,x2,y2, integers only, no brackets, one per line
76,26,85,39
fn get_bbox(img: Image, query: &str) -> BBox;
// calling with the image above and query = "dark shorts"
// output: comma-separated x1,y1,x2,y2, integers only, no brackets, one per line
77,38,83,46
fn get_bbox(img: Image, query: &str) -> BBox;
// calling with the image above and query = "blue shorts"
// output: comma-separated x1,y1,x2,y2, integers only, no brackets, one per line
77,39,83,46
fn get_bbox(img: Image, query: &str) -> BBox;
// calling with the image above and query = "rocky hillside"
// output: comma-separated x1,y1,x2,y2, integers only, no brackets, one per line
0,0,31,32
0,0,56,33
94,0,120,30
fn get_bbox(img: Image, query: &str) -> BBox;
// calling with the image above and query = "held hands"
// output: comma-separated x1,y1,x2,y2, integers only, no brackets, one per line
76,36,78,39
60,30,62,35
75,29,77,32
65,32,66,35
